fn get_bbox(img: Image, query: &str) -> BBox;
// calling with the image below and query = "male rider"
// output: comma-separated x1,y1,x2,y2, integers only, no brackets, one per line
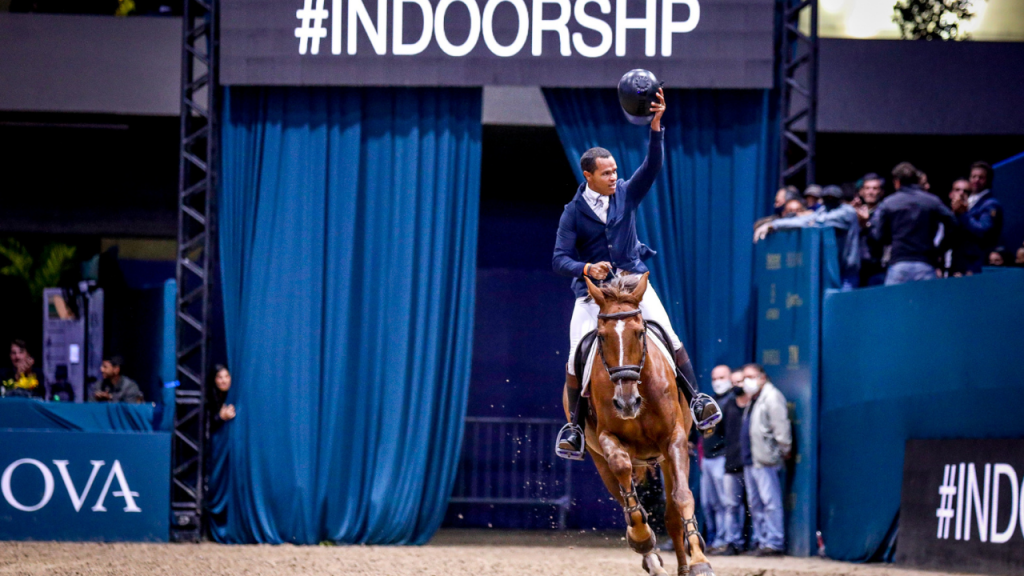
552,89,721,460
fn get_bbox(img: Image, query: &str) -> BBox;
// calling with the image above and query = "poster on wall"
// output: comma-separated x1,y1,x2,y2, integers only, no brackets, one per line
898,439,1024,576
221,0,775,87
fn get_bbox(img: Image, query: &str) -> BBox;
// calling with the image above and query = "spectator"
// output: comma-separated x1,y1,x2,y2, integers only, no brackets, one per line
855,173,887,286
714,369,749,556
0,339,43,399
702,364,734,554
754,185,860,290
754,187,804,230
988,249,1005,266
918,171,931,192
774,186,801,216
946,179,972,275
803,185,822,211
210,364,236,433
89,355,143,403
740,363,791,557
950,161,1004,275
1016,244,1024,267
867,162,956,286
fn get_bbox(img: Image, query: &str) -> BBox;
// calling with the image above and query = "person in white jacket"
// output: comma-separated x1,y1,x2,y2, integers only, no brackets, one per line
739,363,792,556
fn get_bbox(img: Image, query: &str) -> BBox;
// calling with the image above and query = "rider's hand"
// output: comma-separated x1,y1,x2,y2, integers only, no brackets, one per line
587,262,612,280
650,88,666,132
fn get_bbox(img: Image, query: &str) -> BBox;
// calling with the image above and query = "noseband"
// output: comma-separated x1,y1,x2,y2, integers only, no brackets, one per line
596,308,647,382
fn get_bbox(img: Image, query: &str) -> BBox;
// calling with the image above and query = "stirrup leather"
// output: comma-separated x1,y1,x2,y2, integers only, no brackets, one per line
682,517,707,556
619,482,649,527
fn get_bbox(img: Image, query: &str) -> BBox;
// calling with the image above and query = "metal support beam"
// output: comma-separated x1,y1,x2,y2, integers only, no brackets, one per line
172,0,218,543
778,0,819,189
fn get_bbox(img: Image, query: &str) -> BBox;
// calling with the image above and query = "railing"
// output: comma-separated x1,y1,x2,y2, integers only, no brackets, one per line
449,417,573,530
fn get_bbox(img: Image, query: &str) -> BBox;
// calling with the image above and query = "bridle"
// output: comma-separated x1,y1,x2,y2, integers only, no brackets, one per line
596,308,647,383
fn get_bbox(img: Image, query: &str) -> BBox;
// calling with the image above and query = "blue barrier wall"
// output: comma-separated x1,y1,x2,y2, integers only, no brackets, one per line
995,151,1024,252
0,429,171,541
754,228,839,557
820,269,1024,562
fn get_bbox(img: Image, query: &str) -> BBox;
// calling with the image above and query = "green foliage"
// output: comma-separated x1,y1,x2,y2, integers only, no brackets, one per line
0,239,78,302
893,0,981,40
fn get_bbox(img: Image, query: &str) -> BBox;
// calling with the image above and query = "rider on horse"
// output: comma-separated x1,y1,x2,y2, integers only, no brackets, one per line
552,88,722,460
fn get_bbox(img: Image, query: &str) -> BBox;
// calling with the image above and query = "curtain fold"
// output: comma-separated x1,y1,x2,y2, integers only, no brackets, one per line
543,89,774,380
212,86,481,544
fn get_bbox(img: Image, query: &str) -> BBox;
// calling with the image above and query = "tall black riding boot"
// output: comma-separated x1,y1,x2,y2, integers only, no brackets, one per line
555,373,588,461
673,347,722,433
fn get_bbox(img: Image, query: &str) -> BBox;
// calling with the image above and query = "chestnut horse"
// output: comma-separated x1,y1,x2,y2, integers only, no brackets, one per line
563,272,714,576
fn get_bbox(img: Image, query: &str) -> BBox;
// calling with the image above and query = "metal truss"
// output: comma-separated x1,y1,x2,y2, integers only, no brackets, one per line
778,0,819,189
172,0,218,543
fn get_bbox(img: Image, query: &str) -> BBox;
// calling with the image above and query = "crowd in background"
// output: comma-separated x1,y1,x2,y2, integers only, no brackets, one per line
699,363,791,557
754,161,1018,288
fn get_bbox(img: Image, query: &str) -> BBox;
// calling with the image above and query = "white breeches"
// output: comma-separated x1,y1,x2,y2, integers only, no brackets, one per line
566,283,681,376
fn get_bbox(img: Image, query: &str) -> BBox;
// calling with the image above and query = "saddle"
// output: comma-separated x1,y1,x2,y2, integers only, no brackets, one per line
573,320,676,398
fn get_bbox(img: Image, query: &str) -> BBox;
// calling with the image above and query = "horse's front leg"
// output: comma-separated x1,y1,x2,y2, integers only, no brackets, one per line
597,431,666,575
663,426,714,576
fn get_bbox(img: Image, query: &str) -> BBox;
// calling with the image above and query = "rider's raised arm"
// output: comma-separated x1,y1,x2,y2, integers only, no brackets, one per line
553,206,585,277
623,127,665,209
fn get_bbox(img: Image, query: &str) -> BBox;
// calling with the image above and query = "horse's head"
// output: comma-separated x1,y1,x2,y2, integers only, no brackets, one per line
585,272,650,420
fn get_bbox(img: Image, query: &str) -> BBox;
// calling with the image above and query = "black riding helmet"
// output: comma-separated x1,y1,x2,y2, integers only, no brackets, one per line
617,69,664,126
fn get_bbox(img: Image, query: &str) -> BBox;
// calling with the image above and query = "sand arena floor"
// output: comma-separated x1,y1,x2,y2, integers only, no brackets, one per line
0,529,971,576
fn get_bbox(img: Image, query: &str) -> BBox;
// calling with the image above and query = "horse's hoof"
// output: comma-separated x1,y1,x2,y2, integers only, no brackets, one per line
641,552,668,575
687,562,715,576
627,529,656,554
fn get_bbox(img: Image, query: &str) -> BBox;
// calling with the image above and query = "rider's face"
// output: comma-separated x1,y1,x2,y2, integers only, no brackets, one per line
584,156,618,197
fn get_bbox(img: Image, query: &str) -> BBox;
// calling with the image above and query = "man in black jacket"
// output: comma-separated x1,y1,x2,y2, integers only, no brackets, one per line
702,365,735,553
867,162,956,286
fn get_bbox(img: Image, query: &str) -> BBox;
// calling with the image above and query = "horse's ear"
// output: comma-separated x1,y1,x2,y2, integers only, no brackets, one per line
584,276,605,307
632,272,649,301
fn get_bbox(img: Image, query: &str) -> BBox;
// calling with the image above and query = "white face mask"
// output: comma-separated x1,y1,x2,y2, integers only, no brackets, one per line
742,377,761,396
712,378,732,396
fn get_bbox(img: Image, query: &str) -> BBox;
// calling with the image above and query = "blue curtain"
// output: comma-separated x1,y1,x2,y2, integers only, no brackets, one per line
212,86,481,544
544,89,774,379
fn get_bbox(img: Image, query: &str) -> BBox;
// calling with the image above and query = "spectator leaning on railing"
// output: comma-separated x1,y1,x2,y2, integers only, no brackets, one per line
754,185,860,290
866,162,956,286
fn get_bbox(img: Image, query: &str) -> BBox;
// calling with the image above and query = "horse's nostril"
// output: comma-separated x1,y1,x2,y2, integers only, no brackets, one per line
633,397,642,408
613,399,624,410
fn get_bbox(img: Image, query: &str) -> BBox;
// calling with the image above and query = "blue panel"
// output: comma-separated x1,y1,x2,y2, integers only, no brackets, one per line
0,398,157,432
820,269,1024,562
753,227,839,557
994,150,1024,253
0,430,170,541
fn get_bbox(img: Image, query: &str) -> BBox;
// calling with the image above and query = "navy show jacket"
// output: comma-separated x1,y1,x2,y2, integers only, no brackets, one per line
552,128,664,298
952,190,1003,274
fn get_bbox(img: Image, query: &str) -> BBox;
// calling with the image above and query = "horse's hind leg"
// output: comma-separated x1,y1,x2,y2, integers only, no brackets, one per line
663,428,714,576
593,432,667,575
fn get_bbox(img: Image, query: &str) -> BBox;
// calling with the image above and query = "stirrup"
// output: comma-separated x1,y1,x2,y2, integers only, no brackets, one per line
690,394,722,432
555,423,585,461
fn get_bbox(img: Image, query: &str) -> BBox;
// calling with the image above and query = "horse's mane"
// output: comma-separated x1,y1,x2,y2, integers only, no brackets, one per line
595,275,641,307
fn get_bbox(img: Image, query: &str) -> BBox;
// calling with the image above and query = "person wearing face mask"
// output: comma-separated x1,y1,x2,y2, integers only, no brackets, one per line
755,185,861,290
739,364,792,557
705,368,748,555
701,365,736,554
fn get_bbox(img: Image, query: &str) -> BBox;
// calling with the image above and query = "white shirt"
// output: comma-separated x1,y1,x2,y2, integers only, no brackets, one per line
967,189,989,210
583,185,610,224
